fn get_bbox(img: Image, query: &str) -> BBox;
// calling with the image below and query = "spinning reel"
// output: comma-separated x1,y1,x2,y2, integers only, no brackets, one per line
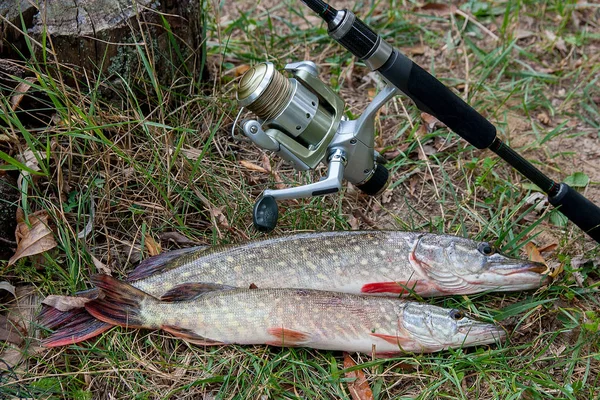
233,0,600,243
235,61,394,232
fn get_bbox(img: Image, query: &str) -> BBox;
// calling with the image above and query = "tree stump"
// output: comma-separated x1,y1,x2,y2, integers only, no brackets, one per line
0,0,206,85
0,173,19,260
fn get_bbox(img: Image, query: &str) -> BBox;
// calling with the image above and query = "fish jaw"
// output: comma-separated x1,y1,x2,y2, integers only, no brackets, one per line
478,260,551,292
399,303,505,352
456,321,507,348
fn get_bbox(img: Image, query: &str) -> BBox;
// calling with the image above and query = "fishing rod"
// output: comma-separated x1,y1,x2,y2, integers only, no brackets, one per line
233,0,600,243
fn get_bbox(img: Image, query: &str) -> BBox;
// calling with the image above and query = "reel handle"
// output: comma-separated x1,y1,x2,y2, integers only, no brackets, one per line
378,51,497,149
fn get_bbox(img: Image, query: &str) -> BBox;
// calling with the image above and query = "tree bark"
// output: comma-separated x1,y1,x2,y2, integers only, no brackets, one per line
1,0,206,85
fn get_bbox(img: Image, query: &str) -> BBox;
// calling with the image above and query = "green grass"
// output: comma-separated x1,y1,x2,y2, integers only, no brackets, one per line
1,0,600,398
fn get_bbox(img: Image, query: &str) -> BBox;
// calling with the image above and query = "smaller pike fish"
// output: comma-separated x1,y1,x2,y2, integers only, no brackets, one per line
85,275,506,356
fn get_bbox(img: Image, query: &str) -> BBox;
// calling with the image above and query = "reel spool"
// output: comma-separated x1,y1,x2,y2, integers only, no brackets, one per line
235,61,392,232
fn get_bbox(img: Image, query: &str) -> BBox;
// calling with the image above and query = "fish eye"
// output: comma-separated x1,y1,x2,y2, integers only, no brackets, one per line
450,310,464,320
478,242,494,256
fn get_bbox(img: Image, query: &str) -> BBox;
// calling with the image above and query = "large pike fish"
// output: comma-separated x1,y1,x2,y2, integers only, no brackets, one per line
41,231,548,347
85,274,506,356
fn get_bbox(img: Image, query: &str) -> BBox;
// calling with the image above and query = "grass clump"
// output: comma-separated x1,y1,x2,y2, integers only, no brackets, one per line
1,0,599,398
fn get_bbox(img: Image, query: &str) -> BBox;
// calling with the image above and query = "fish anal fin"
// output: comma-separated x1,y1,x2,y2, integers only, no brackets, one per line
266,327,310,346
127,246,208,281
162,325,223,346
361,281,434,295
159,283,237,302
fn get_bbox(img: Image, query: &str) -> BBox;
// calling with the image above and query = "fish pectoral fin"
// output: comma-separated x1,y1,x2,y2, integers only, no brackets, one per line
159,283,237,302
266,327,311,347
361,281,434,296
370,333,412,348
161,324,224,346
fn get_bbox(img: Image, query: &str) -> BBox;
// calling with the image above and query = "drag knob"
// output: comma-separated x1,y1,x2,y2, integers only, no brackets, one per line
356,163,390,196
253,196,279,232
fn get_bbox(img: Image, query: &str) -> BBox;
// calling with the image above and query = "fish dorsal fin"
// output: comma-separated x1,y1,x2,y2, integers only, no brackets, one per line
126,246,209,281
159,283,237,302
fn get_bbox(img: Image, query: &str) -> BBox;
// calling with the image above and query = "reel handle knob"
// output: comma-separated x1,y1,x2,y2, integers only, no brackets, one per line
253,196,279,232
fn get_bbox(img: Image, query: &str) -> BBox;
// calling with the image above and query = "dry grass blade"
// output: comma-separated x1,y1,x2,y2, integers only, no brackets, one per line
10,76,36,111
8,210,57,266
239,160,269,174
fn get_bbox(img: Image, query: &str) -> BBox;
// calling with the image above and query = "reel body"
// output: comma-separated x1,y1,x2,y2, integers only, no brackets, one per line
235,61,393,231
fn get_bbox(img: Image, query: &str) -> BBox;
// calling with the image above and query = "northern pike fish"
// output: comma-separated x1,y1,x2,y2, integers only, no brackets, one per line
41,231,548,347
85,274,507,355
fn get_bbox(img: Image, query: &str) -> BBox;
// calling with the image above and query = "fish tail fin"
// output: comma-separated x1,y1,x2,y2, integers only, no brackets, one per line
85,275,154,328
38,287,101,329
41,314,112,347
38,305,83,330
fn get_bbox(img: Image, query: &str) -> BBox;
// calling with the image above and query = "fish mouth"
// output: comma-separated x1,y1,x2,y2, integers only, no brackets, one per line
458,323,507,345
488,261,551,280
478,261,552,291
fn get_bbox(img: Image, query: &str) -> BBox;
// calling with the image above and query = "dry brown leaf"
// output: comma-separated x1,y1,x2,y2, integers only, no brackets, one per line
421,112,446,133
545,30,567,53
525,242,546,265
343,353,374,400
348,214,360,230
159,231,201,246
538,243,558,254
0,344,44,371
403,44,426,55
41,294,91,312
8,210,57,266
1,283,23,345
234,64,251,77
537,112,551,125
210,206,230,229
367,88,377,101
380,190,393,204
514,29,535,40
91,254,112,275
10,76,36,111
181,147,203,161
417,3,457,16
0,281,16,297
240,160,269,174
0,285,41,368
0,314,25,345
261,154,272,173
144,234,162,256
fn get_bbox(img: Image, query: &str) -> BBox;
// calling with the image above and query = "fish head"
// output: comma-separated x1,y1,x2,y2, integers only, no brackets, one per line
411,235,550,294
400,303,506,352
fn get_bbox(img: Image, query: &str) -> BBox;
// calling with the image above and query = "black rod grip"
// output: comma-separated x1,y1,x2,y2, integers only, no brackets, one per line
378,50,497,149
549,183,600,242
